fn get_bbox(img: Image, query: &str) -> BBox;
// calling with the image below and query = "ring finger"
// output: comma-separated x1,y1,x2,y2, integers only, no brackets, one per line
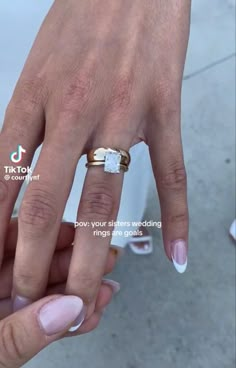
66,157,125,317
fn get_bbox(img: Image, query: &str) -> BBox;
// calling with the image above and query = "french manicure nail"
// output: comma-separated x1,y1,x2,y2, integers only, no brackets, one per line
171,239,188,274
102,279,121,294
38,296,84,336
13,295,32,312
68,305,87,332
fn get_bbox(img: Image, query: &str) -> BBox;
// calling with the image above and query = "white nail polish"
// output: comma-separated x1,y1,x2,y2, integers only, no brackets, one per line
68,305,86,332
172,256,188,274
68,319,84,332
171,239,188,274
229,219,236,240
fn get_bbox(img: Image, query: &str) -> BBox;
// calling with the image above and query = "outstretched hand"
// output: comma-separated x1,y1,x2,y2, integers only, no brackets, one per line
0,219,119,368
0,0,190,327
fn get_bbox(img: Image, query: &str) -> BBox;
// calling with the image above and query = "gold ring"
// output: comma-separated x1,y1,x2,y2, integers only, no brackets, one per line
86,147,130,174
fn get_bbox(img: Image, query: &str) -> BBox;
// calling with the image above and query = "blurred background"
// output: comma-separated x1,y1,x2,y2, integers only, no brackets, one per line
0,1,235,367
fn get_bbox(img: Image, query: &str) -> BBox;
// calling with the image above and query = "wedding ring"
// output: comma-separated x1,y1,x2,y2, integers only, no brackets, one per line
86,147,130,173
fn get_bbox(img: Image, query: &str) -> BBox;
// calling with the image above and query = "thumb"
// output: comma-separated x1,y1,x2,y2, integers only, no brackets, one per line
0,295,85,368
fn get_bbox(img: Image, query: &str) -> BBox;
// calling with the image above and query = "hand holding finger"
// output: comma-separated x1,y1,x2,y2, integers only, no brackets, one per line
0,295,85,367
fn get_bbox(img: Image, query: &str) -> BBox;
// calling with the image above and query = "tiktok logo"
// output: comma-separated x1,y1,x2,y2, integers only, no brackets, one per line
10,145,26,163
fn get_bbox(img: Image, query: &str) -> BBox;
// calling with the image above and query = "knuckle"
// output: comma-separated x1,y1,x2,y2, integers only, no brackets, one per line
80,184,116,221
168,211,189,225
19,187,57,232
14,268,44,295
10,76,45,115
159,81,179,103
160,164,187,191
153,80,181,121
59,72,93,116
3,77,45,140
109,74,133,112
71,274,99,305
0,319,26,365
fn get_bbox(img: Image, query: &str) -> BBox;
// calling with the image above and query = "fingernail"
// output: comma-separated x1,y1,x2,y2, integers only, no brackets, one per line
68,305,87,332
171,239,188,274
13,295,32,312
102,279,121,294
38,296,84,336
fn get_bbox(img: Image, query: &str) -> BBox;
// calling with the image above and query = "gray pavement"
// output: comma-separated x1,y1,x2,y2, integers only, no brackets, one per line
0,1,235,367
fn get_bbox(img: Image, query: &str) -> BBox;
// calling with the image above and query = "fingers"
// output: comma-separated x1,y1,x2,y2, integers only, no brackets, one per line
66,165,124,315
5,219,75,254
65,280,119,336
47,247,120,291
95,279,120,310
0,248,72,300
0,281,119,333
0,295,84,367
74,311,102,335
148,95,188,273
12,138,81,308
0,90,43,267
0,242,119,299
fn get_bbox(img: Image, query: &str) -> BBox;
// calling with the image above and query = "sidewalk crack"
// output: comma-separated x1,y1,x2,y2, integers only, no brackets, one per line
183,53,236,80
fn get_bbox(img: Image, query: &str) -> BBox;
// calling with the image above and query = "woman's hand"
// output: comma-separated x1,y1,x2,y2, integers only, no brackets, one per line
0,0,191,320
0,219,119,323
0,219,119,367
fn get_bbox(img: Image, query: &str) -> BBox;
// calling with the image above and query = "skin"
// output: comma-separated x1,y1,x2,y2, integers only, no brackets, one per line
0,220,117,319
0,220,117,367
0,0,191,322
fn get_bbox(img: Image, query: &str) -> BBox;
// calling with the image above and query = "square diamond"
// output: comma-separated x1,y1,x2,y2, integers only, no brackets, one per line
104,151,121,173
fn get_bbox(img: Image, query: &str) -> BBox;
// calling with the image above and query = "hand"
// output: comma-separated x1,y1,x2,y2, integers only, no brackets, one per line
0,219,119,326
0,292,122,368
0,220,119,367
0,0,190,319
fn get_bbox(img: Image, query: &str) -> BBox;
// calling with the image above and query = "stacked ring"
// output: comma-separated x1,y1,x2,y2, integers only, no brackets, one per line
86,147,131,173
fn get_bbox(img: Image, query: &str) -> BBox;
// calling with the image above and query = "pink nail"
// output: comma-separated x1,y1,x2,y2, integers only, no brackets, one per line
38,296,84,336
13,295,32,312
171,239,188,273
102,279,121,294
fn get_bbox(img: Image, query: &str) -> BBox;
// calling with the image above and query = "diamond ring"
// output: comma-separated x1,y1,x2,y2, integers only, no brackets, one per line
86,147,130,173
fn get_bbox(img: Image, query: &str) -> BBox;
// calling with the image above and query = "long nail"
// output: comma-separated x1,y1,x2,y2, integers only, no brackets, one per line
13,295,32,312
102,279,121,294
171,239,188,273
68,305,87,332
38,296,84,336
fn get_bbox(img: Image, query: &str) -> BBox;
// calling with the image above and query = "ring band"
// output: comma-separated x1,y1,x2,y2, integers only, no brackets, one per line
86,147,130,174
